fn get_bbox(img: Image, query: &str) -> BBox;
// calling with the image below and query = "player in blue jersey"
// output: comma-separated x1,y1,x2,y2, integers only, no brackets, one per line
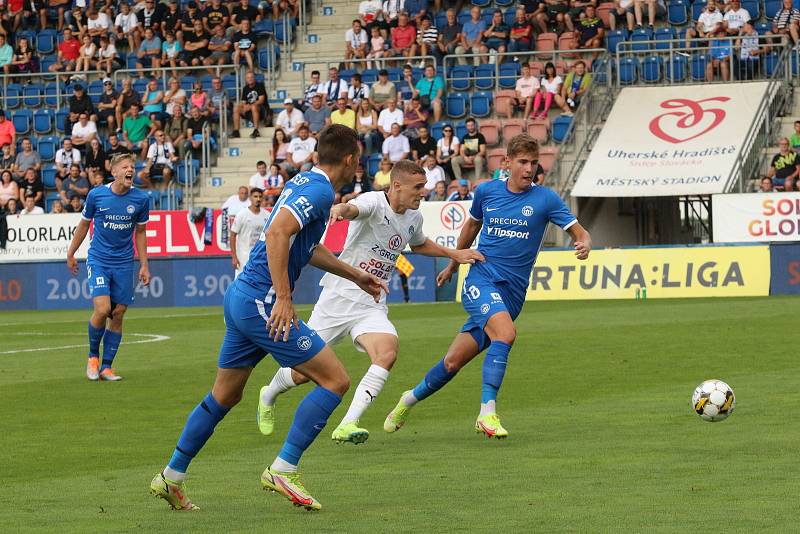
384,134,592,439
66,153,151,382
149,125,388,512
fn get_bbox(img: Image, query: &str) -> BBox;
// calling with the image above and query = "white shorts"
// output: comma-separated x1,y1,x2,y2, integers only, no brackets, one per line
307,289,397,352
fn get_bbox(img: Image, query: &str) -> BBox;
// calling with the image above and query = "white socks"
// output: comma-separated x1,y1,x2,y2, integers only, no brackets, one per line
163,466,186,483
342,365,390,424
479,400,496,417
270,457,297,473
261,367,297,406
401,390,419,407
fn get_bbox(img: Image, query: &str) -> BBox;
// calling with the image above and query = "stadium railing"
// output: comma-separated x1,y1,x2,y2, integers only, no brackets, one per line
0,70,107,110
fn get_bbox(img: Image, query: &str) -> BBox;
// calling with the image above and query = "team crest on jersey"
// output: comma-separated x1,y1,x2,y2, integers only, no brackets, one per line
409,225,414,236
522,205,534,217
480,303,490,314
388,234,403,251
297,336,312,351
126,205,135,214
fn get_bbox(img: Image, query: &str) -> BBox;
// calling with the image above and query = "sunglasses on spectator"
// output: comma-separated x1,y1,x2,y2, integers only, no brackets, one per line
444,128,453,132
104,81,112,85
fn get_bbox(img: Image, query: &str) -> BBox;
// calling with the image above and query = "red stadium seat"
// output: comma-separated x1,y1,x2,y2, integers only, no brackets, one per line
494,90,517,119
479,119,501,146
487,148,507,172
597,2,615,28
501,119,526,141
539,147,559,172
536,33,558,52
528,61,545,77
558,32,578,53
526,119,549,143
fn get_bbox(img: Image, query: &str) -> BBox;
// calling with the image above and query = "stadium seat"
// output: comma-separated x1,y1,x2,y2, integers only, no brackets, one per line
435,12,448,30
630,28,653,52
654,27,677,50
361,69,378,83
480,11,494,26
502,119,526,141
666,55,688,82
641,56,662,83
258,49,277,71
450,65,473,91
133,78,149,94
55,109,69,133
454,121,468,141
366,153,383,177
495,0,514,6
274,17,295,44
597,2,615,27
471,0,491,7
487,148,507,173
606,30,628,54
87,79,104,105
37,29,58,55
470,92,492,118
34,109,54,135
474,64,495,90
690,54,708,81
39,54,58,75
538,147,559,172
222,74,239,99
126,52,138,70
4,83,22,109
479,120,501,146
742,0,760,18
667,0,689,26
498,63,520,89
493,90,516,118
618,57,639,84
691,1,707,21
430,121,448,141
180,76,197,91
338,69,356,83
503,6,516,26
537,33,558,52
457,9,472,26
42,165,58,189
12,110,32,135
22,84,43,108
253,18,274,36
764,0,781,19
755,22,771,36
45,192,61,211
446,93,468,119
39,136,58,162
528,60,544,77
592,58,612,85
551,115,572,143
557,32,578,53
526,119,549,143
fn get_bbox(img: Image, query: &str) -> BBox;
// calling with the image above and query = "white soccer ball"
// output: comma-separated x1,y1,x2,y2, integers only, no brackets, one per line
692,379,735,422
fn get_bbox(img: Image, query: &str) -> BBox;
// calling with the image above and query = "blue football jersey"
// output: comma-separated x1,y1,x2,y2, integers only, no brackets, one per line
468,179,577,294
82,184,150,267
237,167,335,300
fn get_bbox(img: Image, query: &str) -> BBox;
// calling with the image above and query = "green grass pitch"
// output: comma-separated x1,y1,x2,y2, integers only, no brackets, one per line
1,297,797,533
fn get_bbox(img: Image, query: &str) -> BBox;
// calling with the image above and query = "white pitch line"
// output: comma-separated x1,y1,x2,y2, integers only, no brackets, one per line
0,311,221,326
0,333,171,354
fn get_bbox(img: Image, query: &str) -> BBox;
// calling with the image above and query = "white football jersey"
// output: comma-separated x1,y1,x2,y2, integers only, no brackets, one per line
231,207,269,269
321,191,426,307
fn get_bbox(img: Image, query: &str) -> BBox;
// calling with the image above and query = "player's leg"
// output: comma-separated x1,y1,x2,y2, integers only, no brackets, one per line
475,311,516,439
98,267,135,380
86,263,111,380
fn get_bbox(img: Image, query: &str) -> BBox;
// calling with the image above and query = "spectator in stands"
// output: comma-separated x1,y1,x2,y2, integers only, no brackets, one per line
339,165,372,202
768,0,800,45
231,71,269,139
165,106,188,157
139,0,167,35
232,0,261,33
377,98,404,139
359,0,385,35
104,135,132,175
20,194,44,215
71,112,98,154
790,120,800,151
208,76,227,118
686,1,723,48
9,37,36,81
0,171,19,209
187,82,209,120
205,24,232,71
382,0,406,28
45,0,70,32
577,6,605,60
83,138,106,180
54,138,80,188
513,63,540,119
50,200,65,214
355,99,381,155
508,7,534,55
437,8,462,59
318,67,349,108
539,0,571,35
277,98,306,138
116,78,141,133
331,97,358,130
142,78,166,129
65,5,86,36
0,144,14,176
367,26,386,69
271,127,290,165
0,115,14,162
759,176,774,192
412,64,444,123
370,68,398,111
250,160,269,190
562,60,591,113
48,27,80,74
383,122,411,163
180,2,204,41
59,164,89,205
427,179,447,201
400,64,417,109
304,94,331,136
114,2,141,52
531,62,563,119
481,10,509,64
123,103,156,159
68,84,96,130
768,138,798,191
708,28,733,81
448,179,473,201
19,168,43,208
608,0,635,32
87,7,111,42
411,124,436,163
164,78,187,118
137,27,162,70
723,0,750,35
414,17,441,64
348,73,370,108
162,1,183,38
373,158,392,190
452,118,486,182
346,19,369,68
139,130,178,189
273,0,299,20
222,185,250,217
182,18,211,67
422,154,446,191
65,195,84,214
436,124,459,179
203,0,229,33
161,31,182,76
185,106,208,157
0,35,11,74
233,18,257,71
281,125,317,177
455,6,486,66
12,138,40,182
403,96,428,138
630,0,665,30
300,70,323,109
388,12,417,62
492,157,510,181
4,197,19,215
264,164,284,198
96,36,118,75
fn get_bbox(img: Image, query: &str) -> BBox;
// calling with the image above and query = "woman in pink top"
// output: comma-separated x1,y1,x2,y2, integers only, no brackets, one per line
0,170,19,209
190,81,209,117
271,127,290,164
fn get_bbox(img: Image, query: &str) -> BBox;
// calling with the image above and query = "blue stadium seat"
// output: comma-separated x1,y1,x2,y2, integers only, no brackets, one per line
45,192,61,211
446,93,468,119
457,9,472,26
497,63,520,89
145,190,158,210
551,115,572,143
691,1,707,22
133,78,149,94
755,22,771,36
37,29,58,55
180,76,197,91
361,69,378,83
630,28,653,52
654,27,676,50
454,121,468,141
34,109,54,135
496,0,514,6
126,52,138,70
177,159,201,186
592,58,612,84
668,0,689,25
641,56,663,83
764,0,781,19
480,10,494,26
690,54,708,81
503,6,516,26
23,84,43,108
386,67,403,82
435,12,448,30
222,74,239,99
606,30,628,54
274,17,295,43
338,69,356,82
4,83,22,109
666,55,688,82
450,65,473,91
253,18,274,36
55,109,69,133
474,64,495,90
88,79,104,105
366,153,383,177
470,92,492,118
742,0,760,19
44,82,65,107
258,48,276,71
42,165,58,189
618,58,639,84
39,136,58,162
40,54,58,74
12,110,32,135
471,0,491,7
430,121,448,141
764,52,780,76
200,75,214,90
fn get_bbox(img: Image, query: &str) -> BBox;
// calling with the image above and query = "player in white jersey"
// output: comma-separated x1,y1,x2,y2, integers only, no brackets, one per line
230,187,269,278
257,161,484,444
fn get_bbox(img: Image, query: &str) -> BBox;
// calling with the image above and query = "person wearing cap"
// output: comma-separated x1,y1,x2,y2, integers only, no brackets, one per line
114,2,141,52
68,84,97,130
0,111,16,157
48,27,80,74
276,98,305,138
447,179,473,201
368,69,397,112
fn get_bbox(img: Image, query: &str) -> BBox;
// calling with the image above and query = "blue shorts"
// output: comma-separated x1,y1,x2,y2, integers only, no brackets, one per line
218,283,326,369
87,262,135,306
460,271,524,352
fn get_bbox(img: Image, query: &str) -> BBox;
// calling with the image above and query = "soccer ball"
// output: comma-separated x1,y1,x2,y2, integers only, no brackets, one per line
692,380,735,422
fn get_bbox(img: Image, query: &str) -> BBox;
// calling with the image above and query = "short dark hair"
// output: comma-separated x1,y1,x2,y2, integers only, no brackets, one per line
311,70,320,76
250,187,264,195
390,160,425,183
257,160,266,166
352,18,361,24
465,117,477,125
317,124,360,166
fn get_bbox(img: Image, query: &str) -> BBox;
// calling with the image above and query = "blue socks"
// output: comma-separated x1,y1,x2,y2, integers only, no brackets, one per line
411,358,457,402
481,341,511,403
88,322,105,357
100,330,122,371
278,386,341,465
168,393,231,474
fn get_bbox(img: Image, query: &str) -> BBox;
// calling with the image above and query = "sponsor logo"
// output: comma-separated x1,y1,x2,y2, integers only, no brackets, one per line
480,303,490,314
490,292,502,302
370,243,399,262
648,97,730,144
98,207,109,212
486,226,530,239
486,207,499,212
127,205,135,214
489,217,528,226
522,205,534,217
440,202,466,230
388,234,403,251
297,336,312,351
95,276,105,286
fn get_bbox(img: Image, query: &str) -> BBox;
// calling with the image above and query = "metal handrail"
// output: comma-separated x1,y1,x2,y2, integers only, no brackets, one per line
0,70,107,110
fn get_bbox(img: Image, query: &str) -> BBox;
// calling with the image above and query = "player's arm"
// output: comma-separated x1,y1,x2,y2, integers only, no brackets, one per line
566,222,591,260
436,216,483,286
66,218,91,276
327,201,360,225
264,208,303,341
135,222,151,284
410,238,484,264
229,231,240,269
309,243,388,302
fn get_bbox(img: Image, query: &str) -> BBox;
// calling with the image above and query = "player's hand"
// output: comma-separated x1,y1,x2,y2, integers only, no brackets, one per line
450,249,485,265
574,241,590,260
66,254,78,276
436,262,457,287
267,295,298,342
327,203,350,226
232,256,240,270
138,264,151,285
355,272,389,303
